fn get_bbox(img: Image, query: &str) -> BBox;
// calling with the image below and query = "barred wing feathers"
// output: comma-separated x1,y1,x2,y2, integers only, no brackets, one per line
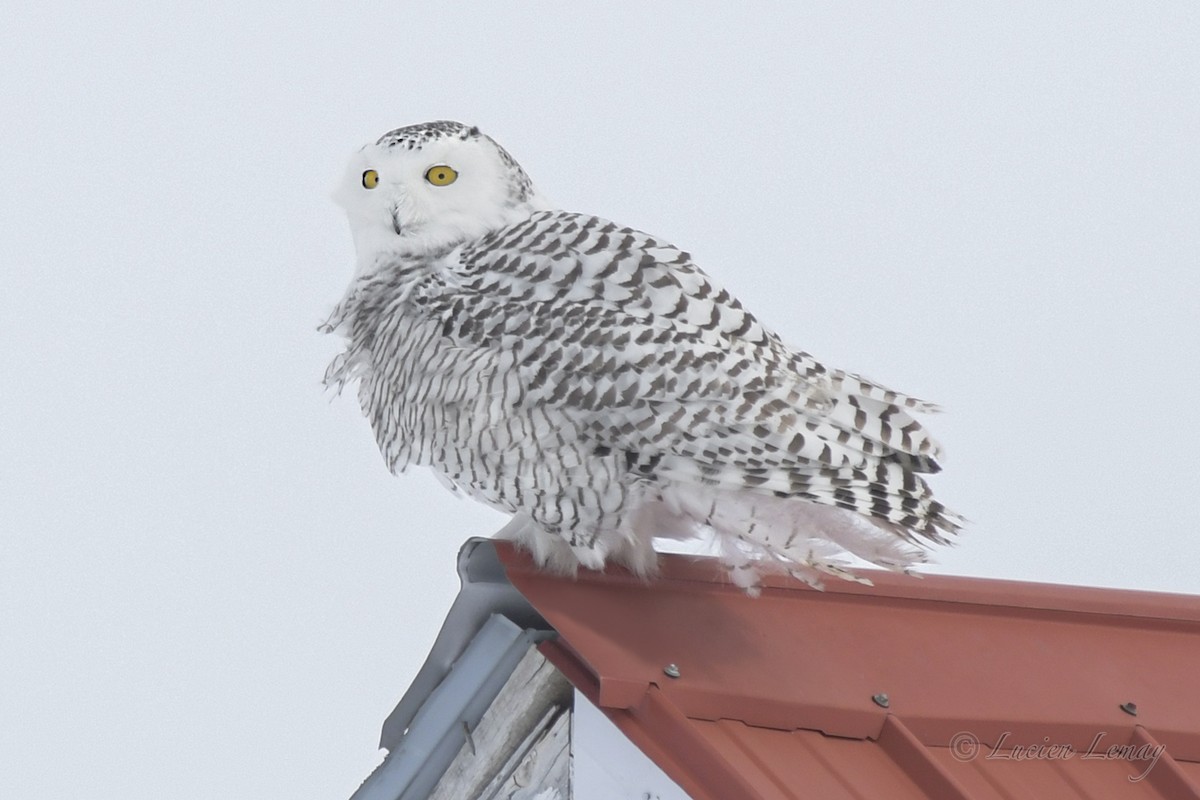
405,212,961,565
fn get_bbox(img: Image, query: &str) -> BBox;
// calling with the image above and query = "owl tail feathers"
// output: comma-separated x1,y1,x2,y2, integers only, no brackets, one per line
650,484,931,596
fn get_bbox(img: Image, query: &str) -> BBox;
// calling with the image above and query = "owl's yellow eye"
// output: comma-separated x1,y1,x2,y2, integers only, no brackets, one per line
362,169,379,189
425,165,458,186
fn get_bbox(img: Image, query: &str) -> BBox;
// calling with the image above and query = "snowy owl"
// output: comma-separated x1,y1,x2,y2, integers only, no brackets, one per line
323,121,961,592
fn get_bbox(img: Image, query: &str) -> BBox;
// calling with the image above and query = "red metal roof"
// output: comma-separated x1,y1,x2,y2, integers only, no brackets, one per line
493,541,1200,799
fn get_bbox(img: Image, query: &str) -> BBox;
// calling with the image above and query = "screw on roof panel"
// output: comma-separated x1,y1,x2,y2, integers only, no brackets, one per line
872,693,890,708
663,664,681,679
1119,702,1138,716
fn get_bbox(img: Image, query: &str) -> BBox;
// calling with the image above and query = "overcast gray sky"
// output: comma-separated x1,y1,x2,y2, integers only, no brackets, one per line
3,3,1198,798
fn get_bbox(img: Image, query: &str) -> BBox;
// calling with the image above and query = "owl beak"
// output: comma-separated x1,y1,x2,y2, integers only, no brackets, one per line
390,209,403,236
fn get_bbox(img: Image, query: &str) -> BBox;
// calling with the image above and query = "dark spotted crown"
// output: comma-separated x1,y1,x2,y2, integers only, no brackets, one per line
376,120,481,150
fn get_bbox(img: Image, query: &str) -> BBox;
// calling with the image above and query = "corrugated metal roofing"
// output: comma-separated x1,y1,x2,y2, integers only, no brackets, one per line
494,541,1200,799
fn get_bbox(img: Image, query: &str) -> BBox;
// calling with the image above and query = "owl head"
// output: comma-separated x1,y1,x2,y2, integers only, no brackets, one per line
336,121,547,264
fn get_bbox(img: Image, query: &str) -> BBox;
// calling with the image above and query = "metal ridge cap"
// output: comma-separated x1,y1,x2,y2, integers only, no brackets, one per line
493,540,1200,625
